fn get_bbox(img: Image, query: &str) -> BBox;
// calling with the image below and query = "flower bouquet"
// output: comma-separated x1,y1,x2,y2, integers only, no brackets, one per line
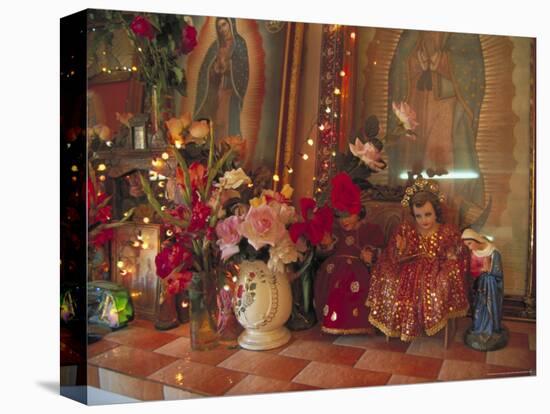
139,120,253,349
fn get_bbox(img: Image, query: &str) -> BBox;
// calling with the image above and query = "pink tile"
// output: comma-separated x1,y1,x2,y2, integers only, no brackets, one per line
280,339,365,366
386,375,433,385
163,323,190,337
154,337,239,366
98,368,164,401
334,334,411,353
293,361,390,389
438,360,489,381
225,375,319,396
89,345,177,377
291,326,338,343
355,349,443,379
218,349,310,381
407,336,486,363
148,359,247,396
87,339,120,359
486,347,536,371
506,331,530,348
504,321,536,335
129,319,156,330
104,326,179,351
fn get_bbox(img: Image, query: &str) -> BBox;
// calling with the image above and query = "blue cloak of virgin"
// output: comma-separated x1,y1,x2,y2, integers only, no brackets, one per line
194,17,249,138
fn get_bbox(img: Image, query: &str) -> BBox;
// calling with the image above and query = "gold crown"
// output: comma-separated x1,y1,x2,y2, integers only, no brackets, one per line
401,177,445,207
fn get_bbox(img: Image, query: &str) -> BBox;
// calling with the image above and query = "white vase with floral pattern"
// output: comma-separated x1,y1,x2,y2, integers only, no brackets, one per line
234,260,292,350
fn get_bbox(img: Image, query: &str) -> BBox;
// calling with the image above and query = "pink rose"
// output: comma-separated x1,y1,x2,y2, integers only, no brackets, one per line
349,138,386,172
130,16,155,40
216,216,243,260
392,101,419,134
238,205,286,251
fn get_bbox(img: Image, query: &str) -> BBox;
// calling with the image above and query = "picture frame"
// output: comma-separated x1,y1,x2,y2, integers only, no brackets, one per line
111,223,161,321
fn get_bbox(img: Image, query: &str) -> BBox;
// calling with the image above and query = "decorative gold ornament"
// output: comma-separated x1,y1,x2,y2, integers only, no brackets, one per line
401,177,445,207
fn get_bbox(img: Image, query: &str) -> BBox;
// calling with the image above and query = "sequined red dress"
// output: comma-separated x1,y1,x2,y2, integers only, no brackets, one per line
314,222,384,334
366,222,468,341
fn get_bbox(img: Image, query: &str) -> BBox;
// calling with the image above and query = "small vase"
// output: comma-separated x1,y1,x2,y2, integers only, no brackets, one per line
155,279,179,330
234,260,292,350
188,272,219,350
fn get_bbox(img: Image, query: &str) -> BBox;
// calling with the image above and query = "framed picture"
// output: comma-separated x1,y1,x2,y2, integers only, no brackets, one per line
179,17,304,182
316,24,536,319
111,223,161,321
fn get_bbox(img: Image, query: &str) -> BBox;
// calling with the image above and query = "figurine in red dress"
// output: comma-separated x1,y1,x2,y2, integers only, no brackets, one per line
366,178,469,341
314,173,384,334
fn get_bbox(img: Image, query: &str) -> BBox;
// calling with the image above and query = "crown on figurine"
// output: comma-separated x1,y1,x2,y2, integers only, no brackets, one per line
401,177,445,208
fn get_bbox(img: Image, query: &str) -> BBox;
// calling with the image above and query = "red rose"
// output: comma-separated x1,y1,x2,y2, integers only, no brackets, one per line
130,16,155,40
289,199,334,245
166,270,193,294
330,172,361,215
180,25,197,54
237,285,244,298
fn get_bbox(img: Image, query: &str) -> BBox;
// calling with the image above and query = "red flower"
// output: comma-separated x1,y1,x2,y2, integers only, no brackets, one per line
330,172,361,215
188,201,211,233
155,243,192,278
237,284,244,298
166,271,193,295
95,205,112,224
92,229,113,248
180,25,197,54
176,162,207,192
130,16,155,40
289,198,334,245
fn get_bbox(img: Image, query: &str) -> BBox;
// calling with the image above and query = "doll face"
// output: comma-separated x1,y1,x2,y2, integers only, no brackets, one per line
216,19,232,41
412,202,437,232
463,239,483,251
339,214,360,231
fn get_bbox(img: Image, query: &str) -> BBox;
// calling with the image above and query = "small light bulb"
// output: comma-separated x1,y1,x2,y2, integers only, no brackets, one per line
102,67,107,72
313,176,316,181
325,107,331,113
166,229,173,237
334,113,339,118
175,141,183,149
273,174,280,182
302,153,309,161
334,88,341,95
232,276,238,283
332,151,337,157
223,285,230,291
138,47,142,52
106,141,113,147
71,176,77,182
319,124,325,131
247,183,254,188
307,138,314,146
161,152,169,160
132,241,141,247
143,217,150,224
181,300,189,308
350,32,356,39
99,175,106,182
141,242,149,249
120,269,128,276
97,163,107,172
340,70,346,77
117,261,124,268
158,181,166,188
71,165,78,172
287,167,294,174
161,205,167,211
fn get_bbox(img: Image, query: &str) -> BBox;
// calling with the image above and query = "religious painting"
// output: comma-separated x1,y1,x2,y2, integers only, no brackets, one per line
327,26,534,311
111,223,161,321
179,17,303,176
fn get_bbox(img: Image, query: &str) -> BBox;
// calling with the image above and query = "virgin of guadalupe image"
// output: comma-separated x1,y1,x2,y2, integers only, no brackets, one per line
386,30,485,208
194,17,249,141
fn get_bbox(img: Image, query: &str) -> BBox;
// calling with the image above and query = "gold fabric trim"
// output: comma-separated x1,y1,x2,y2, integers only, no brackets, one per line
321,326,374,335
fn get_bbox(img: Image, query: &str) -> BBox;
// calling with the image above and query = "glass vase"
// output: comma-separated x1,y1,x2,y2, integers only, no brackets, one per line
188,272,219,350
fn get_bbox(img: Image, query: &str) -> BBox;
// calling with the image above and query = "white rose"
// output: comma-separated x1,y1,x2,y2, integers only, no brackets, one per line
218,168,251,189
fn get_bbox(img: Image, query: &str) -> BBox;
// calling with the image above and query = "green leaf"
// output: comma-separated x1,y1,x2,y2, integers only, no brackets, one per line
172,66,183,83
250,283,257,290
